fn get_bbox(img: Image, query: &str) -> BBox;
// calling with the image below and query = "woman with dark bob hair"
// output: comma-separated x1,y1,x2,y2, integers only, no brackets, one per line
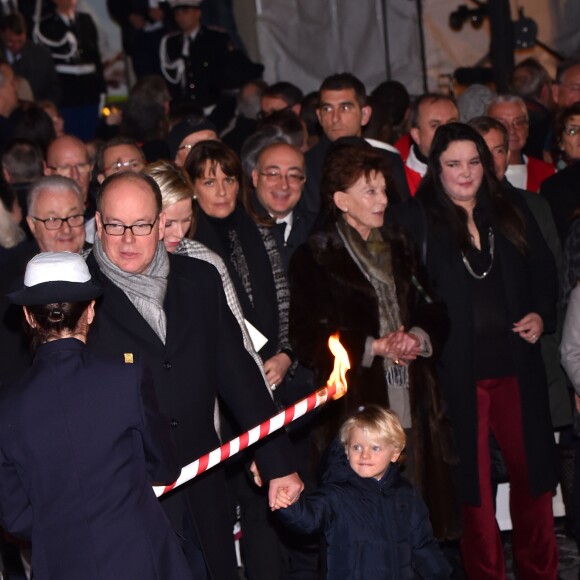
288,143,460,541
393,122,559,578
183,140,297,578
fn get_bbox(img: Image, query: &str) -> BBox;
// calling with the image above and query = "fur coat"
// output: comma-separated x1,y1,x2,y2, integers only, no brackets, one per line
289,221,461,540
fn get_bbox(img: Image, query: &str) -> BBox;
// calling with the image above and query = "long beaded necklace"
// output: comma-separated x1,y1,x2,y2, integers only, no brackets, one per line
461,227,495,280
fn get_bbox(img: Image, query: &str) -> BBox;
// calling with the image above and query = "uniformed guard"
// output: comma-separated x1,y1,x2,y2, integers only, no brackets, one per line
34,0,106,141
160,0,232,114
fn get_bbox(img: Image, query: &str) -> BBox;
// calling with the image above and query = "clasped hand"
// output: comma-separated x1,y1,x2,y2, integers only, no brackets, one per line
372,326,422,364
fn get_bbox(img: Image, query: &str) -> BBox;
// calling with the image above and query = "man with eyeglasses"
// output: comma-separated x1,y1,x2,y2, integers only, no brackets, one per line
45,135,94,207
487,95,554,193
96,136,146,183
26,175,86,255
251,141,312,273
86,171,303,579
45,134,97,242
0,175,87,385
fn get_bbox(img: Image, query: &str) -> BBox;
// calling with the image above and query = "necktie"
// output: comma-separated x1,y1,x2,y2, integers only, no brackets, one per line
274,221,287,243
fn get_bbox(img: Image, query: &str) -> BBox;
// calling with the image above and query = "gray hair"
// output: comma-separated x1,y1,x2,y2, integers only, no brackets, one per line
485,94,528,118
0,202,25,249
27,175,83,216
240,127,292,177
510,58,551,101
2,139,44,182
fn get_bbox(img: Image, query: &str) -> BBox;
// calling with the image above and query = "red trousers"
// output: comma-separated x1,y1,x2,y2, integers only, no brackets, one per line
460,376,558,579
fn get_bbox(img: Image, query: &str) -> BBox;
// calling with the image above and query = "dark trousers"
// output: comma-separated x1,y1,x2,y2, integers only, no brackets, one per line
460,376,558,579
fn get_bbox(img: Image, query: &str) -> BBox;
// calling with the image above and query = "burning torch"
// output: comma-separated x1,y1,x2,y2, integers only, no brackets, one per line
154,334,350,497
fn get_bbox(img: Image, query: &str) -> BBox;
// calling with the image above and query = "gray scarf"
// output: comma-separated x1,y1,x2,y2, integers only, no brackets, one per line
337,218,411,427
93,237,170,344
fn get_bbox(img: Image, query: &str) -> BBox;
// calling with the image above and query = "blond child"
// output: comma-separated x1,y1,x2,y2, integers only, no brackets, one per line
276,405,450,579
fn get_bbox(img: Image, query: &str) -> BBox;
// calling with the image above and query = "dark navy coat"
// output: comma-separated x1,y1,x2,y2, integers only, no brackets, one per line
86,252,296,580
0,338,192,580
278,441,451,580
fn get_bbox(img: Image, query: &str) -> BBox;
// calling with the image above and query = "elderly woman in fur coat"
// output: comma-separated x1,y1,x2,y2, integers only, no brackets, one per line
288,144,460,540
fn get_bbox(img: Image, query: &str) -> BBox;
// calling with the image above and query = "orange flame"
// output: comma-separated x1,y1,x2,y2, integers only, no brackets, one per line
326,334,350,400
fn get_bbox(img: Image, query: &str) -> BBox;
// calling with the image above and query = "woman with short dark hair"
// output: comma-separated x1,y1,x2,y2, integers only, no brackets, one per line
184,139,296,579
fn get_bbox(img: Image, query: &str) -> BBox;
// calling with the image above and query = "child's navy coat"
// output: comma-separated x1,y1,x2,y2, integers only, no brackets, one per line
278,440,451,579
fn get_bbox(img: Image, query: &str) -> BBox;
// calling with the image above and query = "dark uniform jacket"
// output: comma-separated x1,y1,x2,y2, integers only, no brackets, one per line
36,11,105,107
0,338,192,580
161,26,231,109
85,251,296,580
278,440,451,580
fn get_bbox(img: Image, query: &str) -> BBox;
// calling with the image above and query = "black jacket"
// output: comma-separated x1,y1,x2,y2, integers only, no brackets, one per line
0,339,192,580
389,192,558,504
289,221,460,540
540,162,580,245
161,26,231,108
36,11,106,107
85,251,296,580
278,440,451,580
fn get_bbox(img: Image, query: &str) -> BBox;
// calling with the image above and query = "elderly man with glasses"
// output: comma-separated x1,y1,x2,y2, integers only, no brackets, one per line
45,134,99,242
26,175,86,255
85,171,303,579
0,175,87,385
487,95,555,193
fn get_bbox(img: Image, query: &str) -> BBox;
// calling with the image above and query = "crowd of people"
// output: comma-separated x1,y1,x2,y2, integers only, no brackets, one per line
0,0,580,579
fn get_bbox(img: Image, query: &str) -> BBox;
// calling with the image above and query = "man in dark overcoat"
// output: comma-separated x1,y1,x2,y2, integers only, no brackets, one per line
85,171,303,579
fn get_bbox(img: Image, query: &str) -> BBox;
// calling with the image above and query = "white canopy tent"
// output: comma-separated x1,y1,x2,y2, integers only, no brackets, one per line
244,0,580,95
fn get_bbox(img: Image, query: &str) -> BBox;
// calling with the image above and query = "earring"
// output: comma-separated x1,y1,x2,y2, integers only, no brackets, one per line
193,195,197,200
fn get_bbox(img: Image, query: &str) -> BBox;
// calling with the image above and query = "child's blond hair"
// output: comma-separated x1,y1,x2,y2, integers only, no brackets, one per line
339,405,406,453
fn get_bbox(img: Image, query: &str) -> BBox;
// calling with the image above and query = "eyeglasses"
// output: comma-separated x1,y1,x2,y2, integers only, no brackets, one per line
30,214,85,230
105,159,145,174
102,218,158,236
560,82,580,93
497,117,529,131
47,162,92,177
564,125,580,137
258,170,306,186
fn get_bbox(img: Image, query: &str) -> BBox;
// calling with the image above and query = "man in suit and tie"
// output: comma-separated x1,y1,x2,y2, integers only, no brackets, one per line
251,141,313,274
85,171,303,579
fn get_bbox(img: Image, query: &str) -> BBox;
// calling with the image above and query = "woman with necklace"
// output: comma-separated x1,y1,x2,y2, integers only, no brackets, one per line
392,122,559,579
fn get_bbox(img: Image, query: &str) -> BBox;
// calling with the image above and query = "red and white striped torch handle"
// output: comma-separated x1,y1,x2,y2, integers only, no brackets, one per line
153,383,338,497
